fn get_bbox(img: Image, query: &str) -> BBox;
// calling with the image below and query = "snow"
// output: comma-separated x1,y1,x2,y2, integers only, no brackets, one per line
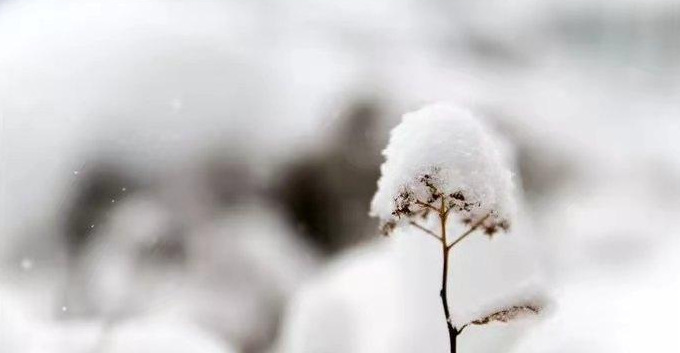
511,238,680,353
62,195,319,350
455,283,547,330
100,317,237,353
20,258,33,271
371,103,516,231
275,243,404,353
276,218,543,353
1,284,238,353
1,0,679,352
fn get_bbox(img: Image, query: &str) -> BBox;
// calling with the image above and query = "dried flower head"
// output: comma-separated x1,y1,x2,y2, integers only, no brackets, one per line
370,103,515,235
469,303,542,325
457,302,543,334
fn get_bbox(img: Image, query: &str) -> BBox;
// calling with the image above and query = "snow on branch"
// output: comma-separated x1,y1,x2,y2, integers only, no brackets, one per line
369,103,534,353
370,103,515,236
459,303,542,333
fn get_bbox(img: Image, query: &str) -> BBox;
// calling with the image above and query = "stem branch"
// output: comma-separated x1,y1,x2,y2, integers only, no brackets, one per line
438,197,458,353
446,213,491,250
415,200,440,212
408,221,442,241
408,200,492,352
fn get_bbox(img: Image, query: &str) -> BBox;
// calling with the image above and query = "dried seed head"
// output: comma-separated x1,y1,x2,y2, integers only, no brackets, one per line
468,303,542,327
380,220,397,236
370,103,516,234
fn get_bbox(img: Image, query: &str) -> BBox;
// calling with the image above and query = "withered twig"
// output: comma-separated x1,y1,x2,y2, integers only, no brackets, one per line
446,212,491,250
415,199,439,212
408,221,442,241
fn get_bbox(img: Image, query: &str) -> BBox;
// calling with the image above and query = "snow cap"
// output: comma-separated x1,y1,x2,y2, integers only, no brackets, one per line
370,103,515,234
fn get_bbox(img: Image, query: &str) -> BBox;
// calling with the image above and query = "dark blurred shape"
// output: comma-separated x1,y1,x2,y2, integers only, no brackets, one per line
141,224,188,265
63,162,139,257
515,142,574,198
462,33,531,68
276,100,383,254
550,6,680,70
482,112,576,199
203,154,260,210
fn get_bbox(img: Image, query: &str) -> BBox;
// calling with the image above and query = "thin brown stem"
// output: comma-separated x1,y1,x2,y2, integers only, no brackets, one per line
438,197,458,353
415,199,439,212
408,221,442,241
408,201,493,352
446,212,491,250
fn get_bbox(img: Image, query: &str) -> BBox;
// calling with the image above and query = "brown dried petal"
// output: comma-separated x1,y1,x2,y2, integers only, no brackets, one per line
469,304,542,327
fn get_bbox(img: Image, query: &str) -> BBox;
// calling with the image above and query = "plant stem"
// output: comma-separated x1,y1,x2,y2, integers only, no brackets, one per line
409,221,442,241
438,197,458,353
414,198,489,351
447,212,491,250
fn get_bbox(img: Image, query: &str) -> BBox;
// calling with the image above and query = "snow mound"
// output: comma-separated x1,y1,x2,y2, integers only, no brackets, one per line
102,317,236,353
370,103,515,231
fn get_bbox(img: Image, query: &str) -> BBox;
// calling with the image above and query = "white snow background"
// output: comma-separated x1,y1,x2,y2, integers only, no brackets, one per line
2,0,680,352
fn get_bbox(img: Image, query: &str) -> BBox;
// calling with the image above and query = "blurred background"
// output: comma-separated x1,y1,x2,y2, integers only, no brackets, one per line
1,0,679,352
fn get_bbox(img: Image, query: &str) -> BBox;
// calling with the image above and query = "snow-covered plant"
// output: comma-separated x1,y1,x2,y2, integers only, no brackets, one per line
370,104,540,353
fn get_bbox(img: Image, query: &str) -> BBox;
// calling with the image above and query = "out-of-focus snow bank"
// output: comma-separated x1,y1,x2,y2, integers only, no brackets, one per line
99,317,238,353
275,219,544,353
0,300,238,353
512,237,680,353
0,0,370,259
